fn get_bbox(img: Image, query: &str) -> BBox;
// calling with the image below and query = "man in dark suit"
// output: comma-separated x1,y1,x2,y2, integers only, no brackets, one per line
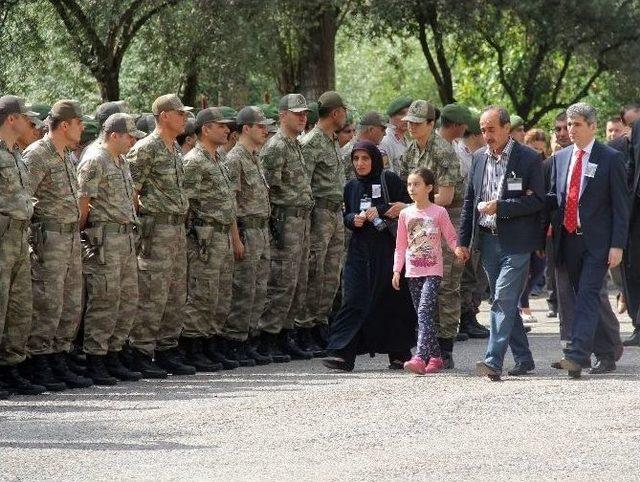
547,102,630,378
459,106,545,381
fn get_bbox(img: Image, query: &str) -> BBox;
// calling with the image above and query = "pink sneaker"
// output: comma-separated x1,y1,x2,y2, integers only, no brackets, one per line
425,357,444,374
403,356,427,375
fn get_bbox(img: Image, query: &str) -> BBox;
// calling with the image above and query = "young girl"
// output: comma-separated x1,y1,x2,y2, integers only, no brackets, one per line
392,168,464,374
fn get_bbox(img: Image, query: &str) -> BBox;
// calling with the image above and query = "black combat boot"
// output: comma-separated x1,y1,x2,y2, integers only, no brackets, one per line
130,349,168,379
49,353,93,388
104,351,142,381
0,379,10,400
297,328,327,358
222,339,256,367
311,324,329,349
203,337,239,370
1,365,46,395
66,347,87,375
30,354,67,392
155,347,197,375
85,354,118,386
245,336,272,366
281,329,313,360
258,332,291,363
180,337,222,372
460,313,489,339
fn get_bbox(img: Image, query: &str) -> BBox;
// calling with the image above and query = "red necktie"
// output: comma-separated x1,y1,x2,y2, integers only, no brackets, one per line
563,149,584,233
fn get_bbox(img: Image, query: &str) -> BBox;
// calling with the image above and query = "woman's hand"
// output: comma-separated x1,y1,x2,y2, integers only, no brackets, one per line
392,272,401,291
364,207,379,222
455,246,470,263
353,212,366,227
384,202,406,219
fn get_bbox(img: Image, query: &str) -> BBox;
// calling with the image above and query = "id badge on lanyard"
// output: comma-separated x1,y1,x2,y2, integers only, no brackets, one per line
359,195,372,212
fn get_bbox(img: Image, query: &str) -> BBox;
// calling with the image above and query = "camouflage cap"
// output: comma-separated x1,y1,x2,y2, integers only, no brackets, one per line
95,100,129,128
81,120,99,145
278,93,310,113
236,106,275,126
104,113,146,139
317,91,349,111
441,103,472,125
307,101,319,125
386,96,413,117
151,94,193,116
0,95,39,117
510,114,524,129
50,99,83,121
135,113,156,134
28,103,52,121
402,100,437,123
466,115,481,135
359,111,391,128
195,107,235,129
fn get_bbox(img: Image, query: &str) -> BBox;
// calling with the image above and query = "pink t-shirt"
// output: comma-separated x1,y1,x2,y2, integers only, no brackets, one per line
393,203,458,278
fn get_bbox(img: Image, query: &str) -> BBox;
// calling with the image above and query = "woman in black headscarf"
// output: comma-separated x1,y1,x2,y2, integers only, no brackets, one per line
322,140,416,371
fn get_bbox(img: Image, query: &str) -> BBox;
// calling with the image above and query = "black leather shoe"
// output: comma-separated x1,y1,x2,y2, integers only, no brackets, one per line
456,331,469,342
475,361,501,381
507,362,535,376
1,366,46,395
589,359,616,374
546,310,558,318
29,354,67,392
49,353,94,388
85,354,118,386
524,325,532,333
321,356,354,372
155,348,197,375
559,357,582,379
180,337,222,372
104,351,142,381
130,350,168,379
622,328,640,347
460,314,490,339
203,337,240,370
222,339,256,367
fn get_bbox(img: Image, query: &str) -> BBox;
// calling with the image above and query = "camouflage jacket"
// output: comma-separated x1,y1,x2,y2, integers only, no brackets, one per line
260,129,313,209
300,125,345,203
0,141,33,221
224,142,270,219
23,136,80,223
183,143,236,226
126,130,188,216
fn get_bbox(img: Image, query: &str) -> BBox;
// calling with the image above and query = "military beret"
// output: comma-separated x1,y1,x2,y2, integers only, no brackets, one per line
151,94,193,116
50,99,83,121
317,91,349,111
402,100,437,123
257,103,280,122
103,113,146,139
359,111,391,128
386,96,413,117
279,94,310,113
441,103,472,125
195,107,235,129
236,106,274,126
306,101,319,125
218,106,238,121
510,115,524,129
27,102,52,121
80,119,99,145
466,115,481,135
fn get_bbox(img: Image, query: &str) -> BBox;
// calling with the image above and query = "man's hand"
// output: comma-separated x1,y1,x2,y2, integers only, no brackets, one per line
455,246,470,263
392,272,401,291
535,250,545,258
477,200,498,215
364,207,379,222
353,213,366,227
384,202,406,219
233,239,245,260
609,247,623,268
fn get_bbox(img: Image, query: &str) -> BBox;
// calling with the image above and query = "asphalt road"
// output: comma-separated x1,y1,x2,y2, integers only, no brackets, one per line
1,295,639,481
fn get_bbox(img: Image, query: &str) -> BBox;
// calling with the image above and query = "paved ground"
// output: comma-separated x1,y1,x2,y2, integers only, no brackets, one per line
1,295,640,481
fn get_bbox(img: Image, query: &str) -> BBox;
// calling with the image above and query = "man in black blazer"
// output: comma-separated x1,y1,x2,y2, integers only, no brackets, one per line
459,106,545,381
547,102,630,378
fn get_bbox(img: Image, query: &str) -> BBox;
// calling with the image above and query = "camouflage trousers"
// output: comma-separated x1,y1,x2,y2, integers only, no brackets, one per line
129,224,187,356
82,231,138,355
297,206,344,329
183,230,233,338
460,248,487,318
223,226,270,341
435,211,464,339
0,220,32,365
28,230,82,355
259,214,310,334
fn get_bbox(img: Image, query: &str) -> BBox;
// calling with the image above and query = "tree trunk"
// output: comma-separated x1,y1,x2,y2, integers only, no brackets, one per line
298,7,337,100
181,55,199,107
97,67,120,101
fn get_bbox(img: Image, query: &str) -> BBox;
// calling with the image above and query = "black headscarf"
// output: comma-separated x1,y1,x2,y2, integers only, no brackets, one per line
351,140,383,182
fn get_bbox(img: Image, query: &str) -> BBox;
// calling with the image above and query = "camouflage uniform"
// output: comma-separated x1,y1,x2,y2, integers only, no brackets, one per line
259,129,314,335
182,143,235,338
0,141,34,366
222,143,271,341
399,131,465,340
298,125,345,329
23,137,83,355
77,143,139,355
127,130,188,356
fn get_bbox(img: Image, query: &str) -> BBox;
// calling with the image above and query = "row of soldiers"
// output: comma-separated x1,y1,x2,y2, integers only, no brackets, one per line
0,89,489,399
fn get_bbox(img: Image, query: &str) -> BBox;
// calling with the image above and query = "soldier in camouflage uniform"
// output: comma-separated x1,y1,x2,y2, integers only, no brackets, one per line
126,94,194,377
79,100,129,166
221,106,273,366
258,94,317,361
398,100,466,368
0,96,45,397
298,91,348,343
77,114,146,385
181,107,239,371
23,100,93,390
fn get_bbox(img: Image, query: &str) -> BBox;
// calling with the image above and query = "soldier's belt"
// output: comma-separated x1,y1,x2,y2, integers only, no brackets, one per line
313,198,342,212
237,216,268,229
145,213,185,225
2,217,30,232
86,222,135,234
192,218,231,233
272,206,312,218
36,219,78,233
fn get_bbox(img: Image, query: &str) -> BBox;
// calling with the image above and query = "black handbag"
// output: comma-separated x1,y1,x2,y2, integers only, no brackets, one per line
380,170,398,238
